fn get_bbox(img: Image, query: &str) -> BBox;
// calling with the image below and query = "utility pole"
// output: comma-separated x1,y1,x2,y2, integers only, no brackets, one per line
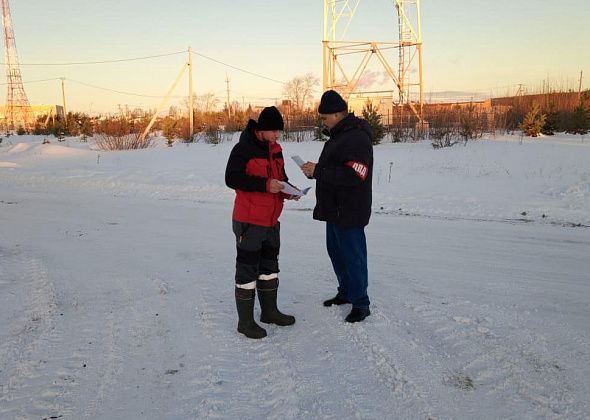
225,73,231,121
188,47,194,140
60,77,68,128
578,70,583,105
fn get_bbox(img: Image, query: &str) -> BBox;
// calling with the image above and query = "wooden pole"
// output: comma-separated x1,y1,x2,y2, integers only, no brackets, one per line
188,47,194,140
225,73,231,121
60,78,68,128
578,70,583,105
141,64,188,141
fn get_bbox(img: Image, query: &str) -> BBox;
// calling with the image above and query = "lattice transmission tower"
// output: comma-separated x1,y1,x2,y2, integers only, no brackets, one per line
2,0,33,131
323,0,424,124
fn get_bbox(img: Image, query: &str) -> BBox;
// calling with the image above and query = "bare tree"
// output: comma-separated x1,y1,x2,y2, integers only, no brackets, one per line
184,92,220,114
282,73,319,111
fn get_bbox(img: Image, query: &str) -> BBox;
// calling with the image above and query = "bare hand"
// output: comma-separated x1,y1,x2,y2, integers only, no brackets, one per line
301,162,316,178
268,179,284,193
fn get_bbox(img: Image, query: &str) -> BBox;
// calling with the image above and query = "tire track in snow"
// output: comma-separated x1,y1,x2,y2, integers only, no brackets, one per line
0,248,127,420
186,275,304,419
77,297,123,418
324,304,436,419
0,248,67,419
397,281,589,418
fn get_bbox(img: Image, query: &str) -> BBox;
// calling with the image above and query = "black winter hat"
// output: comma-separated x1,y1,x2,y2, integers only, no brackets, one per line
318,90,347,114
257,106,284,130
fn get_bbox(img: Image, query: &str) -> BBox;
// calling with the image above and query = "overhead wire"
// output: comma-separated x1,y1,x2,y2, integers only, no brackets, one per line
0,77,61,86
66,78,185,99
0,51,186,66
190,50,285,85
0,48,286,106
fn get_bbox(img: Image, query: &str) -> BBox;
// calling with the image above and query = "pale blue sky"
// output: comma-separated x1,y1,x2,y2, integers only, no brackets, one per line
5,0,590,113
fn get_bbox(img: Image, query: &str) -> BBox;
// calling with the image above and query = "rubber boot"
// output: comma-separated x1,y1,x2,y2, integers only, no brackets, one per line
235,288,267,339
257,278,295,326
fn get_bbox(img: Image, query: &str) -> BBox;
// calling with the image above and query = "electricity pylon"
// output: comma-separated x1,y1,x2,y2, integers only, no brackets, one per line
2,0,33,131
322,0,424,123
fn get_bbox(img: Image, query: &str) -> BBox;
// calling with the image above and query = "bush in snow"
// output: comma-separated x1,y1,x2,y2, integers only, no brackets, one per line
161,117,178,147
313,114,328,141
203,125,222,144
362,100,385,145
520,103,546,137
459,103,485,142
427,109,457,149
94,117,152,150
566,103,590,135
541,105,559,136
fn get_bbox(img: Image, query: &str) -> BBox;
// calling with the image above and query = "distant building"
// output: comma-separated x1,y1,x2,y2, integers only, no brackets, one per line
0,104,64,124
30,105,65,120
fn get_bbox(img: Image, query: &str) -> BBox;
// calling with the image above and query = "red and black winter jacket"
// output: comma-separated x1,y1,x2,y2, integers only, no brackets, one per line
225,119,289,227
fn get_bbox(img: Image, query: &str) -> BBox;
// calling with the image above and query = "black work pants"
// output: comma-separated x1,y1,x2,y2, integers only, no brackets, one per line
232,221,280,288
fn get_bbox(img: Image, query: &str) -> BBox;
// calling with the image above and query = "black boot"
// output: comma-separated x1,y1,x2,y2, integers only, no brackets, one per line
345,307,371,323
235,288,267,339
323,294,350,307
257,278,295,326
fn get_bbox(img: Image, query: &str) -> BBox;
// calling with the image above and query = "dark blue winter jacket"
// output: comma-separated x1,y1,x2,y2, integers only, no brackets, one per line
312,114,373,228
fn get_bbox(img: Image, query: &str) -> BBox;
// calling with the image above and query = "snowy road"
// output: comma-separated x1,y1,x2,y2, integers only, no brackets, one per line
1,186,589,419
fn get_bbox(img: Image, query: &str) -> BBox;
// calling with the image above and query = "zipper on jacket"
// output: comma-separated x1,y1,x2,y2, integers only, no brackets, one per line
268,144,278,224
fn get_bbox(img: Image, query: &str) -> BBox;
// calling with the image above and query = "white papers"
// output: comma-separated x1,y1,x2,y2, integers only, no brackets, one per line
280,181,311,197
291,155,305,167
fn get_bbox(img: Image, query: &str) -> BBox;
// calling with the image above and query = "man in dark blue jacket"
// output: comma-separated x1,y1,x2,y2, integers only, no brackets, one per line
301,90,373,323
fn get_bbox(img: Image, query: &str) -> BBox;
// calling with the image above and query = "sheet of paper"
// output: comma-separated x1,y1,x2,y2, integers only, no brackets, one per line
280,182,311,197
291,155,305,167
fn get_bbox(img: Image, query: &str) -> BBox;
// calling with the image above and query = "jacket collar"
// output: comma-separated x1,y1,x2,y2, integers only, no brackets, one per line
324,113,355,137
240,119,267,150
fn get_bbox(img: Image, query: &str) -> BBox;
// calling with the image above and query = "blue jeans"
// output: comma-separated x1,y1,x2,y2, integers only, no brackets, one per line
326,223,370,308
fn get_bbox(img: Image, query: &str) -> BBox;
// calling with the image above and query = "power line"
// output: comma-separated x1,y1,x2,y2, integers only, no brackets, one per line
66,78,185,99
0,50,186,66
4,77,182,99
2,48,285,87
191,50,285,85
8,77,276,102
2,48,286,87
0,77,61,86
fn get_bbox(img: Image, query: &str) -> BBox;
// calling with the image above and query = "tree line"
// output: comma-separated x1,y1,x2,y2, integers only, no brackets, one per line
7,74,589,151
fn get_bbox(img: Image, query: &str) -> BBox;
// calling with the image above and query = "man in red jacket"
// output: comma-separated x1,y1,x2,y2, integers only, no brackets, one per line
225,106,296,339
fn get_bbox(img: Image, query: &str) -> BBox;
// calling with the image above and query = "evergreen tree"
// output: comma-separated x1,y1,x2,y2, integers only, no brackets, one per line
362,100,385,145
162,118,178,146
520,103,546,137
567,105,590,135
542,104,559,136
314,114,327,141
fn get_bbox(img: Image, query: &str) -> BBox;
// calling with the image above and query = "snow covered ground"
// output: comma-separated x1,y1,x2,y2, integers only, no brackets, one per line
1,133,589,419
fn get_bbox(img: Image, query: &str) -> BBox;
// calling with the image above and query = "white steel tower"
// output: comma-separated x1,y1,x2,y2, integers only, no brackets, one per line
323,0,424,123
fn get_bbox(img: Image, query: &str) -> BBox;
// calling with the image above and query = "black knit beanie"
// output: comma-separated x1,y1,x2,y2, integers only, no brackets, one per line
257,106,284,130
318,90,347,114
